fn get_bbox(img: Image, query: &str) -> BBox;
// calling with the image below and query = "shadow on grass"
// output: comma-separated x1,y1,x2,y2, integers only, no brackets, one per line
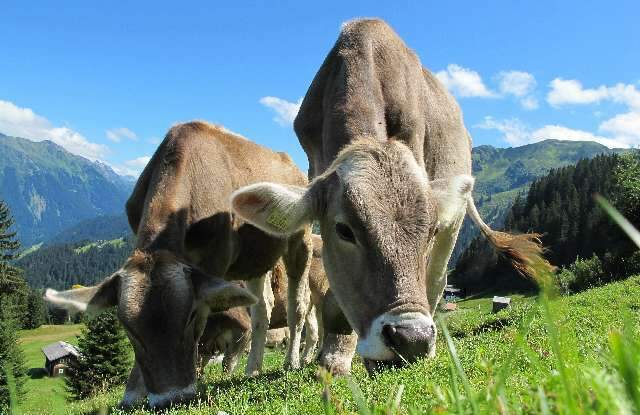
450,316,513,339
28,367,47,379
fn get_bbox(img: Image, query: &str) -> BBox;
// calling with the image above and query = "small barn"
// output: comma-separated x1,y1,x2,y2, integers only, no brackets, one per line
492,296,511,313
42,341,79,377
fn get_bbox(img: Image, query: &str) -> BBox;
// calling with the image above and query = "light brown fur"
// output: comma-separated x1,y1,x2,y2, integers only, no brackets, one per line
45,121,313,408
233,19,551,374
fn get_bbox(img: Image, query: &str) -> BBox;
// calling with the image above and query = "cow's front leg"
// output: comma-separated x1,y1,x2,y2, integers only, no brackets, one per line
283,229,312,370
119,362,147,409
245,272,274,376
317,290,356,375
301,305,320,364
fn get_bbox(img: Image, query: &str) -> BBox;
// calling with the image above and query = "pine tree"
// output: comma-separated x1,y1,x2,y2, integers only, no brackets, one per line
0,301,27,410
0,200,29,329
66,309,132,400
23,290,46,330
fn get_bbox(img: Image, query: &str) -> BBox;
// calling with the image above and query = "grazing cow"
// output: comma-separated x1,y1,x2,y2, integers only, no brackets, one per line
231,19,551,374
45,121,312,408
198,307,251,374
207,234,329,372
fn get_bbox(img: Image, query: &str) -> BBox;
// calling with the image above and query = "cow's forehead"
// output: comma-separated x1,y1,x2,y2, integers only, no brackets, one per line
334,141,437,233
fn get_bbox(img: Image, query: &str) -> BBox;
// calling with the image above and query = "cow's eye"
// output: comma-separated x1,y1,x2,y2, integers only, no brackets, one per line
335,222,356,244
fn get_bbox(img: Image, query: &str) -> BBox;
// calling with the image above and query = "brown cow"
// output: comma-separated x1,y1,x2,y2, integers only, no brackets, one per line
45,121,312,408
232,19,550,374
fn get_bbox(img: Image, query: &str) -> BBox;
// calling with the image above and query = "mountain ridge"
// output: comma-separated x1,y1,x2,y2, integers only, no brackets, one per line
0,133,134,245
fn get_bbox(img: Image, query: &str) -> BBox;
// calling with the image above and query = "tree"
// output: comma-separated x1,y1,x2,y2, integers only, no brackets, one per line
0,302,27,410
0,200,29,329
66,309,132,400
23,290,46,330
614,151,640,226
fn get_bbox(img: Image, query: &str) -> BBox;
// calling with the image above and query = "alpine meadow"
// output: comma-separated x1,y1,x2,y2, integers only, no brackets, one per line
1,2,639,414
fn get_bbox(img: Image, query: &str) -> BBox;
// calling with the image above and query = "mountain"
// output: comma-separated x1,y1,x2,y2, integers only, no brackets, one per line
0,133,134,245
451,139,626,264
17,236,135,290
45,213,132,245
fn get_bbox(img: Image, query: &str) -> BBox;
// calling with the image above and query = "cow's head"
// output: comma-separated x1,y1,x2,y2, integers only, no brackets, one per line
44,250,256,408
231,140,472,368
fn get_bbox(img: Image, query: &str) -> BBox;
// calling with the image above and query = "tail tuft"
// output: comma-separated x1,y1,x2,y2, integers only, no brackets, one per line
467,198,555,281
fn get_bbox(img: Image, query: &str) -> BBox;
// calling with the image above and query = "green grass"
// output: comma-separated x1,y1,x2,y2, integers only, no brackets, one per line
17,324,83,415
63,276,640,414
73,238,125,254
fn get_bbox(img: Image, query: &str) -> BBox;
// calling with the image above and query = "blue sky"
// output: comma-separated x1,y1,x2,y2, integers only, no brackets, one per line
1,1,638,175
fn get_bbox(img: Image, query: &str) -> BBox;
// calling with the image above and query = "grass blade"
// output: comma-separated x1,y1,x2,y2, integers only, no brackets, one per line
438,315,480,415
347,377,371,415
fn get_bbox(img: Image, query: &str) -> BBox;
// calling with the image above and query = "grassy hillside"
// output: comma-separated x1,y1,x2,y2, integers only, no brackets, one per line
65,276,640,414
452,139,625,263
17,325,83,415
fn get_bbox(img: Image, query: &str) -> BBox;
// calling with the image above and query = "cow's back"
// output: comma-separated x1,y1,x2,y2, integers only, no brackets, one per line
126,121,308,277
294,18,471,181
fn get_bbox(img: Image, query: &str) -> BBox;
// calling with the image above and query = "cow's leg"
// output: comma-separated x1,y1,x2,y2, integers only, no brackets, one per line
282,229,312,370
119,362,147,409
245,272,274,376
425,214,465,357
318,332,358,376
301,305,320,364
317,289,357,375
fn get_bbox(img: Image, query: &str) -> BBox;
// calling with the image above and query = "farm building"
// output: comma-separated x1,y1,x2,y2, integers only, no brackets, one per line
492,296,511,313
42,341,79,377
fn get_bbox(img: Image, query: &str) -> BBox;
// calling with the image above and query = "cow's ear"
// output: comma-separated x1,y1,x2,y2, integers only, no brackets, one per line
432,174,474,228
191,269,257,313
231,182,317,236
44,272,120,314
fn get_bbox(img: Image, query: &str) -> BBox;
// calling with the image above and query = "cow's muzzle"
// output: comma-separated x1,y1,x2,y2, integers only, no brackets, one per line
148,384,196,409
381,319,436,363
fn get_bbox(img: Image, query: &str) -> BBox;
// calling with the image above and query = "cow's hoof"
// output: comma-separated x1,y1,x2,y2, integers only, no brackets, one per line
318,354,352,376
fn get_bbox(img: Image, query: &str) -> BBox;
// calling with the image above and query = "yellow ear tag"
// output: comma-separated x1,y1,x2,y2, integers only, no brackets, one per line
267,207,289,232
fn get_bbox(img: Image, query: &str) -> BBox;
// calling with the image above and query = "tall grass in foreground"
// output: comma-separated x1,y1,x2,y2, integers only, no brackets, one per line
319,197,640,414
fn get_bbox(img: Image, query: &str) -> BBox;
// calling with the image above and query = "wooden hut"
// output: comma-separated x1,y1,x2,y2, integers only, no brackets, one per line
42,341,79,377
492,296,511,313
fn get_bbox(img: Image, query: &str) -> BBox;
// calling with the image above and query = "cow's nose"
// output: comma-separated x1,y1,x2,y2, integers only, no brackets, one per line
382,320,436,363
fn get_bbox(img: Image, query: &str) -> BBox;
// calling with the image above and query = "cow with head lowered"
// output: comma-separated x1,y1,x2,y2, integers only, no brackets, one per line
45,121,313,408
231,19,551,374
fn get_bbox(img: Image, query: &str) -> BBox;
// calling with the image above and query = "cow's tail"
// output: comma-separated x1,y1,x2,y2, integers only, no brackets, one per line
466,198,555,280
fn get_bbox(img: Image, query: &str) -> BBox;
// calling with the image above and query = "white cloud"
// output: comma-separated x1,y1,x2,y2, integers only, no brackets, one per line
475,117,530,146
547,79,640,109
0,99,109,160
497,71,536,97
259,96,302,126
436,64,497,98
476,116,630,149
111,156,151,177
599,111,640,143
106,127,137,142
520,96,539,110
